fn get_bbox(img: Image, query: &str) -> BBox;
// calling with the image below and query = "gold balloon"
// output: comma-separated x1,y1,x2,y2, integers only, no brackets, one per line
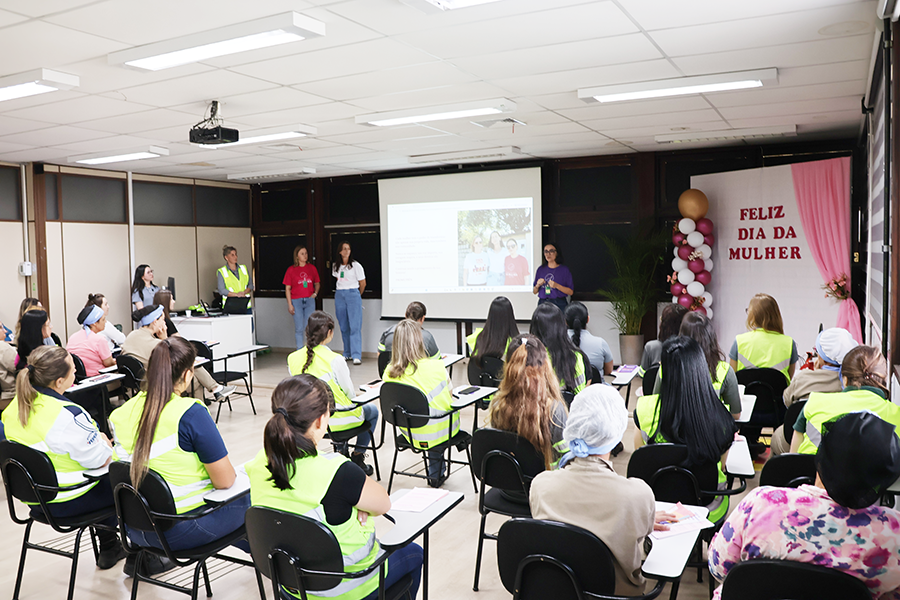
678,188,709,220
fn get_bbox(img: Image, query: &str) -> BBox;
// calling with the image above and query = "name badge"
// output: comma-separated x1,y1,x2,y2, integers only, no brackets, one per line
340,270,345,278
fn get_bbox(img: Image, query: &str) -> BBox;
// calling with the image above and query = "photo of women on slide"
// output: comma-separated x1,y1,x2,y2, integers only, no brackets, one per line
486,231,506,286
504,238,530,285
463,235,488,286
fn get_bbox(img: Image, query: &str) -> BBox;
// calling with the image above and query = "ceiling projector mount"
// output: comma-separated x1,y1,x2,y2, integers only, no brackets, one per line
190,100,239,145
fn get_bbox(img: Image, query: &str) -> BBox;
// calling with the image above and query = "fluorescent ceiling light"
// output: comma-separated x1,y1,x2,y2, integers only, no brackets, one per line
68,146,169,165
0,68,79,102
227,166,316,181
357,98,515,127
408,146,521,164
401,0,504,13
579,68,778,103
108,12,325,71
196,124,317,148
654,125,797,144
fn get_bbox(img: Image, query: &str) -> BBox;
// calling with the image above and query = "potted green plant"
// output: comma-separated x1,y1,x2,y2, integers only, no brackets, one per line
597,233,665,365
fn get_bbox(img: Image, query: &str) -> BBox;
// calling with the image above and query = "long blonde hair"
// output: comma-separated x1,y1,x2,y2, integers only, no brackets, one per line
746,293,784,334
14,346,71,427
488,334,566,469
387,320,427,379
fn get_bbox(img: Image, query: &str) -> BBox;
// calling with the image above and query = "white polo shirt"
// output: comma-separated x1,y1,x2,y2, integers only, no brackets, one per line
334,261,366,290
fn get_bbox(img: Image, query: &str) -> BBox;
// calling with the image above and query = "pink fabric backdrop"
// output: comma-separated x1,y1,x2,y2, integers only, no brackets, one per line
790,156,862,342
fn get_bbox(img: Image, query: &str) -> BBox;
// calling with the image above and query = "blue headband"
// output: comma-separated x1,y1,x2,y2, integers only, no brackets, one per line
557,438,620,468
82,305,104,332
140,306,164,327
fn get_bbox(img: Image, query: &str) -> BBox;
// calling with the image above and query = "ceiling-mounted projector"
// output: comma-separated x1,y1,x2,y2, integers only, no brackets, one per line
189,100,239,145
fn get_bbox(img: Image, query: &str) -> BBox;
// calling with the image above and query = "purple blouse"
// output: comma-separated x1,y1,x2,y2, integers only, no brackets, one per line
534,264,573,299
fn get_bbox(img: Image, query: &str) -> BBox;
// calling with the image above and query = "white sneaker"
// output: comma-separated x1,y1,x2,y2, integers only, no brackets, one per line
213,385,236,400
353,359,362,365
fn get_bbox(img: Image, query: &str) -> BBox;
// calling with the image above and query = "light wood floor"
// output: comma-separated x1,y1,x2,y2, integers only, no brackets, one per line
0,351,760,600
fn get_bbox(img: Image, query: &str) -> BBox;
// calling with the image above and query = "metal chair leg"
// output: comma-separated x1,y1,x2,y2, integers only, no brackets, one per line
388,447,399,494
201,560,213,598
66,528,86,600
13,519,34,600
473,513,488,591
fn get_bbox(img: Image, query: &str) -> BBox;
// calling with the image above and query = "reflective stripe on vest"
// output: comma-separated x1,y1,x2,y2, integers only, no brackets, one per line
288,346,363,432
109,392,215,513
735,330,794,381
798,389,900,455
383,360,459,450
1,393,101,502
549,351,587,394
219,265,251,308
246,450,384,600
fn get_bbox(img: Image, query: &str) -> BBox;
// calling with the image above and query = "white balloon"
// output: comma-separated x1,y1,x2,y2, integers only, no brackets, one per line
678,218,696,234
686,281,705,298
698,244,712,260
672,257,688,272
674,247,680,258
706,307,714,320
704,258,714,272
702,292,713,307
672,296,680,304
677,269,695,285
686,231,705,248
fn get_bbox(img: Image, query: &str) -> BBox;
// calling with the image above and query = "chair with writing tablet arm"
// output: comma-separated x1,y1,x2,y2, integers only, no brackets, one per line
719,559,869,600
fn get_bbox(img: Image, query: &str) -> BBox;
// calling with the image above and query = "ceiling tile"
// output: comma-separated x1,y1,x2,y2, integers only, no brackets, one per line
0,20,127,74
298,62,480,103
59,57,214,95
726,109,863,129
171,87,329,119
114,70,279,108
5,0,99,18
717,96,862,120
4,95,154,124
75,108,198,134
0,9,28,27
48,134,170,153
707,80,865,109
2,125,113,146
0,114,60,135
493,59,682,97
233,102,368,128
581,108,727,132
556,97,713,123
347,82,517,112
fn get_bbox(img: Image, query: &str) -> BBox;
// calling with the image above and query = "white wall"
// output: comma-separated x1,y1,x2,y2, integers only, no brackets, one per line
196,227,252,304
134,225,198,312
0,222,26,329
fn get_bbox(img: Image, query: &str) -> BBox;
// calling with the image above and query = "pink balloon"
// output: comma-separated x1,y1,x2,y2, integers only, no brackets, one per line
688,259,705,274
695,270,711,285
694,305,708,316
677,294,694,308
670,282,685,296
677,245,692,260
704,234,715,246
672,232,686,246
696,218,714,235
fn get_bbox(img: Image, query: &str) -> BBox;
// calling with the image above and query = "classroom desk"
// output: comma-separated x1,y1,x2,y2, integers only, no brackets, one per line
450,385,498,409
642,501,710,581
735,394,757,423
442,353,465,378
172,314,254,372
611,366,640,408
381,488,464,600
724,436,755,478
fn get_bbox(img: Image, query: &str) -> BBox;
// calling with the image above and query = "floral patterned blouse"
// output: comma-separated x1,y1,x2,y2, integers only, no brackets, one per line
709,485,900,599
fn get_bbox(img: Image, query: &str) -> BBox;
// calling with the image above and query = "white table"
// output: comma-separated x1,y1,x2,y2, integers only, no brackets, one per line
442,353,465,378
735,394,757,423
451,385,498,409
725,436,755,478
172,314,254,372
67,373,125,393
642,501,710,580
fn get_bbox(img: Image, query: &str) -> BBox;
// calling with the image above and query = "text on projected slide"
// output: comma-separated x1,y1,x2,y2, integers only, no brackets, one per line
388,197,534,294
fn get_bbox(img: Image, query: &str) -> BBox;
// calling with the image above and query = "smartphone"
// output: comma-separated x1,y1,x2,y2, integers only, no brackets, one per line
459,386,479,395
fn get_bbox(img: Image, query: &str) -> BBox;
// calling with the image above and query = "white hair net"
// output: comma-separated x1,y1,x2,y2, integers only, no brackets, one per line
563,384,628,456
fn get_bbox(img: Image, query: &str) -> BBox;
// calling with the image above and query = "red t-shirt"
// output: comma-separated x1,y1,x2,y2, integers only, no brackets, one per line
504,254,530,285
283,264,320,298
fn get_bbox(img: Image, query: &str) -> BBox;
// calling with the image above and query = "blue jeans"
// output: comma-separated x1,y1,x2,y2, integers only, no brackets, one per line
539,297,568,312
335,289,363,360
34,475,118,549
360,543,423,600
291,297,316,349
426,450,445,480
126,493,250,553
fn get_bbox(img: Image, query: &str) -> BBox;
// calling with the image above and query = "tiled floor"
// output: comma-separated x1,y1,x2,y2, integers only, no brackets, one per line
0,351,759,600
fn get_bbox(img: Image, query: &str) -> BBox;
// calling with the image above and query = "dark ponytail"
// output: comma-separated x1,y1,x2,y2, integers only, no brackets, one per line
131,337,196,487
264,374,334,490
565,301,589,348
302,311,335,373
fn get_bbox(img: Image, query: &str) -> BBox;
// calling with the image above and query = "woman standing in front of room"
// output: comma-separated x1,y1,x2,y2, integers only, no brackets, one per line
284,245,320,350
533,242,573,311
333,241,365,365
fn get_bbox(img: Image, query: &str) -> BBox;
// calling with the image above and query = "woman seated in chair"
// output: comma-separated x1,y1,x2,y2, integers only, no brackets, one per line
153,289,179,338
1,345,125,570
65,304,115,377
709,411,900,599
729,293,798,383
529,385,672,597
84,293,126,351
468,296,520,368
651,312,741,418
247,374,424,600
633,336,738,523
15,309,59,370
790,345,900,454
383,319,458,488
288,311,377,476
639,303,687,377
489,334,568,472
530,303,589,394
109,336,249,556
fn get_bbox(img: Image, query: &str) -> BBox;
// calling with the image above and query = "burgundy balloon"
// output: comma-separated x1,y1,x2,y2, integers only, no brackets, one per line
688,259,705,274
704,234,715,246
694,305,708,316
677,293,694,308
677,245,692,260
695,270,712,285
670,282,685,296
673,232,686,245
696,218,714,235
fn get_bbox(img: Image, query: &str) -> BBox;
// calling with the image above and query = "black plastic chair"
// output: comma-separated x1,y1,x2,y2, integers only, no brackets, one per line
736,368,789,447
497,518,664,600
377,351,391,378
720,559,870,600
560,391,575,409
328,406,381,481
109,461,262,600
759,453,816,488
627,443,747,597
117,354,145,399
66,352,114,437
245,506,412,600
0,440,118,600
470,428,545,591
781,400,806,447
192,340,256,422
71,353,88,382
379,381,477,493
590,364,602,386
642,365,660,397
466,355,503,432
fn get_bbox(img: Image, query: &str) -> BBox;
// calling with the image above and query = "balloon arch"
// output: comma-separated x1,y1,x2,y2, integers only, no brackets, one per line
669,189,714,318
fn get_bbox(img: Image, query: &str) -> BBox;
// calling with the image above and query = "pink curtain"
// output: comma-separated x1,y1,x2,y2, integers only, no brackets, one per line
790,156,862,342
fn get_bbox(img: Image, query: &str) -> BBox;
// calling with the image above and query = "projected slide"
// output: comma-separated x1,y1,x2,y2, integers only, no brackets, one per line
388,197,534,295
